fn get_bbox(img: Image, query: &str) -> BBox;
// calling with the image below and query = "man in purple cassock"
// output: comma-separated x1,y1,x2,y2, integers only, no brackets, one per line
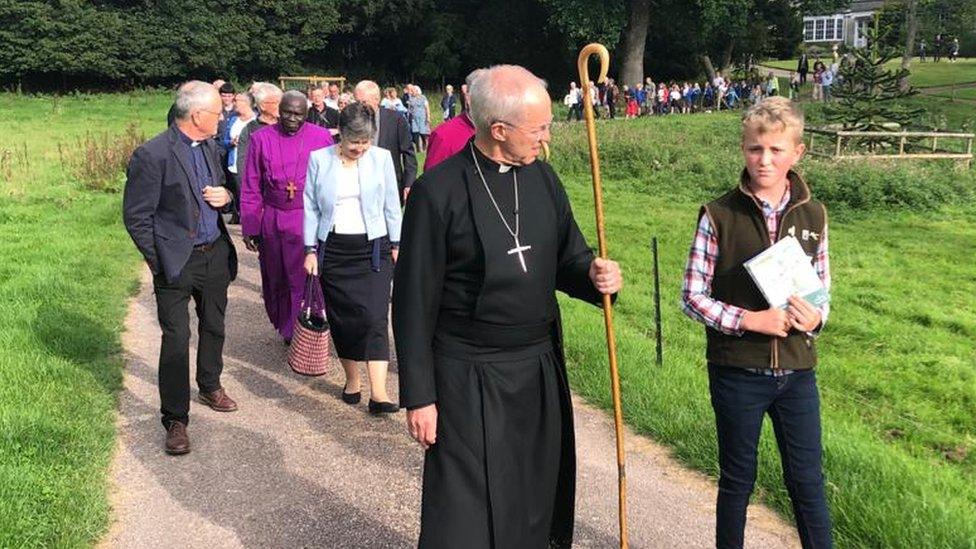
241,90,335,342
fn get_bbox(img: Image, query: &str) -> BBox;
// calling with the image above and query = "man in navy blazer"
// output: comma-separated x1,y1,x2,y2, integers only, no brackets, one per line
354,80,417,204
123,81,240,456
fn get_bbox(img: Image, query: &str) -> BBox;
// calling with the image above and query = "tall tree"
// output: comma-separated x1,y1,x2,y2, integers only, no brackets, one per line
900,0,919,91
617,0,652,86
539,0,626,54
824,21,924,144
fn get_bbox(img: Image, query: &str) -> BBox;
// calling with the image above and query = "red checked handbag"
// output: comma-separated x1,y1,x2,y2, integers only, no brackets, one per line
288,275,333,376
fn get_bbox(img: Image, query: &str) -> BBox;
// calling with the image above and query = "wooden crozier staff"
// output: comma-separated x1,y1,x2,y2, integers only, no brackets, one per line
578,43,628,549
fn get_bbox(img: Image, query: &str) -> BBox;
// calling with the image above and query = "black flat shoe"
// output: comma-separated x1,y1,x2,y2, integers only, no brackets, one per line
341,391,361,405
368,400,399,415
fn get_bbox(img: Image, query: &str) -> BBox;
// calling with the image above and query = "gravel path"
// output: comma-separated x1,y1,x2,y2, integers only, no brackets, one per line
101,225,799,548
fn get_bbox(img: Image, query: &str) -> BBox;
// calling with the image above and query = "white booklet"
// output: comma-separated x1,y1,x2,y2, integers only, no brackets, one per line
743,236,829,310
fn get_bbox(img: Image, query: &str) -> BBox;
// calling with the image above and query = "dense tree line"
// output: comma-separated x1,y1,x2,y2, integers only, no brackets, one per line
8,0,967,92
0,0,343,89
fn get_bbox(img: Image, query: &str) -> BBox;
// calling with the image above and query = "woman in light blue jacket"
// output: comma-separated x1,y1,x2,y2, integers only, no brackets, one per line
303,103,402,414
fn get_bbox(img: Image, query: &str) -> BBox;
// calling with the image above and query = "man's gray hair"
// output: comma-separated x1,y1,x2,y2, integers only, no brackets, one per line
173,80,218,121
251,82,283,108
282,89,307,104
354,80,382,102
468,65,548,133
466,68,487,87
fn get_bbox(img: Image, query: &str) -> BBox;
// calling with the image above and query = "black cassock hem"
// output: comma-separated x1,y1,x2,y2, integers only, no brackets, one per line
417,339,576,549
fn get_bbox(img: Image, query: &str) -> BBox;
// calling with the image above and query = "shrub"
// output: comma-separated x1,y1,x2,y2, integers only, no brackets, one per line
805,161,975,216
551,115,976,218
62,123,144,193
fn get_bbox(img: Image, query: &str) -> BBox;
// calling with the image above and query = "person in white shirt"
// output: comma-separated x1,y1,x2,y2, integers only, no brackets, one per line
564,82,582,121
303,103,403,415
820,68,834,102
325,83,340,110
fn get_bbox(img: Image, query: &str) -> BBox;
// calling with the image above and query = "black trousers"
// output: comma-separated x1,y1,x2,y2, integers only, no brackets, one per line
152,237,231,428
225,169,240,218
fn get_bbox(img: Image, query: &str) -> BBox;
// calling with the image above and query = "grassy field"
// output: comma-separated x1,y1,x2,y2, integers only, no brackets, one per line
0,92,170,546
925,87,976,101
763,57,976,87
551,108,976,547
1,90,975,547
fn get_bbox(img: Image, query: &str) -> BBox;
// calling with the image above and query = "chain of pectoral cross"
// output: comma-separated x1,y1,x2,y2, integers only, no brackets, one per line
470,143,531,273
277,132,305,200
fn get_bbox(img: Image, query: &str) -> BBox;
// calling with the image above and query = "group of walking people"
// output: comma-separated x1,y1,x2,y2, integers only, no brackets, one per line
564,71,797,121
239,80,414,414
795,54,839,102
124,63,833,548
917,34,962,62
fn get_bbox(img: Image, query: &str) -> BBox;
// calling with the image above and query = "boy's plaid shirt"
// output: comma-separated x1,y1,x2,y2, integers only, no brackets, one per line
681,185,831,374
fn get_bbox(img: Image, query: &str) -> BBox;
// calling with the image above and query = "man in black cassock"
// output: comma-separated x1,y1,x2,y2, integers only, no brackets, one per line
392,65,623,549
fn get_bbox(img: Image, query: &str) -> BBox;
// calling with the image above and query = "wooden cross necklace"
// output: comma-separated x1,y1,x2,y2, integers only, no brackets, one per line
470,142,531,273
277,127,306,201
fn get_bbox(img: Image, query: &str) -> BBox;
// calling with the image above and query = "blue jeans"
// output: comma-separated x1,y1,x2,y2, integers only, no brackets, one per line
708,364,833,549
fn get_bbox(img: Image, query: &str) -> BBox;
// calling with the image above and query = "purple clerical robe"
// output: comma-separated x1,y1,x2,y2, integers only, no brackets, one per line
241,123,334,340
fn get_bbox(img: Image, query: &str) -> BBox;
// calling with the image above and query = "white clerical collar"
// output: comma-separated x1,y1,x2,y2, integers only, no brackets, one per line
471,141,515,172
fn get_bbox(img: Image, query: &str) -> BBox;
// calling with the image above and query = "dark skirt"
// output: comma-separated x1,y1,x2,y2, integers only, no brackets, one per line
319,233,392,361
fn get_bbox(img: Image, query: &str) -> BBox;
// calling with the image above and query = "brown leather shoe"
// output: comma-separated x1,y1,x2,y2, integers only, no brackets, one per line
165,421,190,455
199,388,238,412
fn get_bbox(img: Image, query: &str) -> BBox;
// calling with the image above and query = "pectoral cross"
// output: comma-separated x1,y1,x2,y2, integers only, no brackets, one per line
286,181,297,200
507,236,532,273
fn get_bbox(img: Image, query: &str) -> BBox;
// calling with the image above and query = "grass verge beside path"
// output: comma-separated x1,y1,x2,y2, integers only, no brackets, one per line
0,92,168,546
550,113,976,547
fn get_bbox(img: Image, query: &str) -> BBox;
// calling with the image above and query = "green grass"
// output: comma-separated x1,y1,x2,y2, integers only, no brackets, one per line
925,87,976,101
763,84,976,132
763,57,976,88
549,113,976,547
2,90,975,547
0,92,170,546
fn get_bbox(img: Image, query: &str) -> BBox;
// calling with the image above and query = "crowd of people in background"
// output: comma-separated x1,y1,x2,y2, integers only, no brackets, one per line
563,69,815,122
917,34,962,62
562,34,966,123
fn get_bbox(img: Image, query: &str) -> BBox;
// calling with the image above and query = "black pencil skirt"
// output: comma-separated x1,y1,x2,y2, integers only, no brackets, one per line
319,233,392,361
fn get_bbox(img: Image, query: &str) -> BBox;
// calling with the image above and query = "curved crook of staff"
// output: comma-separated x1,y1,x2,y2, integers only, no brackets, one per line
577,43,628,549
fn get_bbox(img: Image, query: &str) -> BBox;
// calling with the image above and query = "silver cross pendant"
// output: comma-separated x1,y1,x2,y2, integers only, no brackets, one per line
507,236,532,273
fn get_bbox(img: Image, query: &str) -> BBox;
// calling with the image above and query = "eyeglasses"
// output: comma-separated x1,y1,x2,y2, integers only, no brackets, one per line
496,120,552,139
197,109,222,117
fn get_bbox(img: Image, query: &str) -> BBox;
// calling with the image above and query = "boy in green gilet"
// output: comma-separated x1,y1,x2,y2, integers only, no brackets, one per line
681,96,833,549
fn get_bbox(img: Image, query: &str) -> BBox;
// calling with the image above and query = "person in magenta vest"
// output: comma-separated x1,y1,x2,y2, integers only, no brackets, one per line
241,90,334,343
423,69,485,171
681,96,833,549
